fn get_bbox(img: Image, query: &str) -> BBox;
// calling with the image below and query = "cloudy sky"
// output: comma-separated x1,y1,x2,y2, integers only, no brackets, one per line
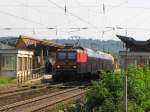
0,0,150,40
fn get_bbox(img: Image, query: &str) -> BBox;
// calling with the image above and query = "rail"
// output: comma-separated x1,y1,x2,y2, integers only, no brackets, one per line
0,87,85,112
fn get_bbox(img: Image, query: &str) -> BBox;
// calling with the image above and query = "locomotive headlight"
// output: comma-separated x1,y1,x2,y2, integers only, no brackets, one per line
73,65,77,68
57,65,60,68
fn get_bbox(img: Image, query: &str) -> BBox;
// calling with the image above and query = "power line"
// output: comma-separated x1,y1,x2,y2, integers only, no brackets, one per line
0,0,129,30
14,0,41,12
14,0,44,34
116,9,145,28
3,0,148,38
73,0,103,15
14,0,79,32
0,1,68,31
105,1,128,14
47,0,99,30
1,4,150,10
0,9,49,28
2,1,150,10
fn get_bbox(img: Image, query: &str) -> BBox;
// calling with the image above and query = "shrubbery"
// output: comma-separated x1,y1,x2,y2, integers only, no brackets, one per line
127,65,150,111
63,65,150,112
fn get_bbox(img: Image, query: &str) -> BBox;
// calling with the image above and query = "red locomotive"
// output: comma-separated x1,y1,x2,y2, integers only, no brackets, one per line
53,46,115,81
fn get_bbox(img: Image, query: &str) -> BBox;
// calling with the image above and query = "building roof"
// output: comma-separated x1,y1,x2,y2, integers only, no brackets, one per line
0,35,64,51
116,34,150,51
0,37,19,47
16,35,64,50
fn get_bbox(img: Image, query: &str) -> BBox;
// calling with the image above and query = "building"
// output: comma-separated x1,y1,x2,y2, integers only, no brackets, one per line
0,35,64,83
117,35,150,69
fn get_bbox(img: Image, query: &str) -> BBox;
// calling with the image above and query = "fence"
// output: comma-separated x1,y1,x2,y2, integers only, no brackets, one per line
17,66,45,84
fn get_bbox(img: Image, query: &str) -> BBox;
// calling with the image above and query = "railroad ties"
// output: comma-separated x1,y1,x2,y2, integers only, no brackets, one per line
0,82,88,112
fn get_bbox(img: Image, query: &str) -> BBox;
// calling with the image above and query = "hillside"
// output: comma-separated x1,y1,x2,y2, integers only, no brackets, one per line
50,39,124,54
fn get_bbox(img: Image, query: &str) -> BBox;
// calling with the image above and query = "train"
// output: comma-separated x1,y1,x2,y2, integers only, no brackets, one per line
53,45,115,81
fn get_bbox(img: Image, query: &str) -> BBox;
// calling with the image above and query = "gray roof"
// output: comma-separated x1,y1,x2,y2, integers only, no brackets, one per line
116,35,150,46
0,37,19,47
116,34,150,51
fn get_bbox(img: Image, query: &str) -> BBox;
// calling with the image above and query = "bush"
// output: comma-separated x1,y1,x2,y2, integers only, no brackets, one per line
63,72,124,112
86,81,110,111
126,65,150,111
63,65,150,112
85,72,123,112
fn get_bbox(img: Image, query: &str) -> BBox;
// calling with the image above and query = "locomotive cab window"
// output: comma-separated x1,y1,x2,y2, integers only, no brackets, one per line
57,52,66,60
68,52,76,60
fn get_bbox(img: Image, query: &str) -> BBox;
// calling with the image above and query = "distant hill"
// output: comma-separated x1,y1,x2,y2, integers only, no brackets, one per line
50,39,124,54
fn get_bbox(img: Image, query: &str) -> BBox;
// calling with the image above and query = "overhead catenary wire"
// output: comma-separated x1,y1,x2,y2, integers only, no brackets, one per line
73,0,103,15
6,26,143,32
47,0,99,30
2,1,150,10
14,0,41,35
1,0,150,39
0,0,131,30
100,0,150,36
14,0,41,13
12,0,81,35
0,0,76,33
1,5,150,10
0,10,49,28
0,2,71,34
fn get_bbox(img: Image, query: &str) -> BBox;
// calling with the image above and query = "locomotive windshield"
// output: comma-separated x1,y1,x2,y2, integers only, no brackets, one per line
68,52,76,60
57,52,76,60
57,52,66,60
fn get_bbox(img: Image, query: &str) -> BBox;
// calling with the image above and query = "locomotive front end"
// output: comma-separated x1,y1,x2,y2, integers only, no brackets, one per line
54,49,77,81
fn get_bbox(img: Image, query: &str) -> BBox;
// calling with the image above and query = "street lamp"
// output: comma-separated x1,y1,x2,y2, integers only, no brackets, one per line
116,26,127,36
68,27,88,33
0,27,12,30
47,27,58,35
47,27,56,29
47,27,88,36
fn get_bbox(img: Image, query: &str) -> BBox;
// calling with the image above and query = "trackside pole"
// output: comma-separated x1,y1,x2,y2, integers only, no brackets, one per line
124,48,128,112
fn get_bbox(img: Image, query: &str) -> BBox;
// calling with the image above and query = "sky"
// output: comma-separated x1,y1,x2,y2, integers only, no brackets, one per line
0,0,150,40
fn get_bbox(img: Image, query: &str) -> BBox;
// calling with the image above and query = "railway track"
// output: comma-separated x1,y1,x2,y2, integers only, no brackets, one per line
0,82,80,106
0,86,47,98
0,82,51,97
0,86,85,112
0,81,86,98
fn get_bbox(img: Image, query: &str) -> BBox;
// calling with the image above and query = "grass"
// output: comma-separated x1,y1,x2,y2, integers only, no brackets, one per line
0,75,14,84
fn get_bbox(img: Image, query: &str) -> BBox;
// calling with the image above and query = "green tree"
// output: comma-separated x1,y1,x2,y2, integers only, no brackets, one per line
64,65,150,112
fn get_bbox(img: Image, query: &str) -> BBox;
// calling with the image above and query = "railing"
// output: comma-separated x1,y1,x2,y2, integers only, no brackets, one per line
17,66,45,84
32,66,45,78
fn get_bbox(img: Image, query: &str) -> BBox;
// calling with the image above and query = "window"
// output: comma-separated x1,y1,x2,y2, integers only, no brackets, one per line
18,57,22,71
24,57,27,70
18,57,32,71
28,58,32,70
68,52,76,60
22,57,27,70
57,52,66,60
2,56,15,70
57,52,76,60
